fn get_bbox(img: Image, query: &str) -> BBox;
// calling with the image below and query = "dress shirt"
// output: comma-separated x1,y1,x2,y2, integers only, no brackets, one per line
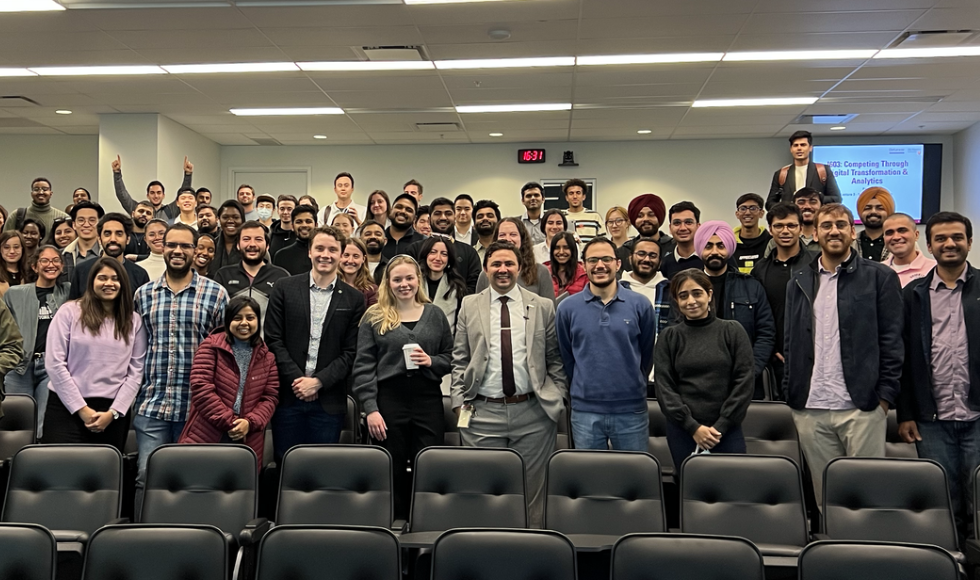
482,286,531,398
887,251,937,287
306,273,335,376
929,268,978,421
454,226,472,244
806,259,855,410
521,212,546,245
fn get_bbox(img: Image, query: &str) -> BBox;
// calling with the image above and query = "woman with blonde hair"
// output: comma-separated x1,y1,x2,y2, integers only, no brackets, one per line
352,254,453,518
339,237,378,307
605,206,631,249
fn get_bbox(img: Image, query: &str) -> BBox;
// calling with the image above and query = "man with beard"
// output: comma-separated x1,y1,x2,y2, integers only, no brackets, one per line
195,187,211,207
269,195,296,258
61,201,105,283
274,205,318,275
617,194,674,274
4,177,69,234
210,200,246,272
134,223,227,513
658,201,701,280
694,221,775,400
69,213,150,300
794,187,823,253
125,201,154,261
619,237,670,396
752,203,817,397
112,154,194,222
856,187,895,262
897,211,978,544
765,130,841,209
732,193,772,274
358,219,386,276
410,197,482,293
883,213,935,287
519,182,547,245
473,200,500,261
195,204,218,239
784,203,902,502
557,238,655,451
380,193,425,261
237,184,258,221
212,221,289,329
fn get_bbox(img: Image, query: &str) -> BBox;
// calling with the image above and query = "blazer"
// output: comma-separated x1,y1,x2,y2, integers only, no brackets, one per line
766,162,842,210
451,286,568,423
264,274,366,414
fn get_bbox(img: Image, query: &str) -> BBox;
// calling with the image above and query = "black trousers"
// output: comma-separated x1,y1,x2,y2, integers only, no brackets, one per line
373,377,444,520
42,392,130,453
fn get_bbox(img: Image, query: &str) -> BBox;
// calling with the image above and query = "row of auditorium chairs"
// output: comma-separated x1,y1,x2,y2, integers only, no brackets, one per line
0,524,962,580
0,443,969,578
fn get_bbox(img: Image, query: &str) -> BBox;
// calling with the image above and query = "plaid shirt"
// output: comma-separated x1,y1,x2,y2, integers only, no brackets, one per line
134,271,228,422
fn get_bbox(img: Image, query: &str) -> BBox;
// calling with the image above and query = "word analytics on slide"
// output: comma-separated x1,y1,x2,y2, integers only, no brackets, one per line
813,144,924,221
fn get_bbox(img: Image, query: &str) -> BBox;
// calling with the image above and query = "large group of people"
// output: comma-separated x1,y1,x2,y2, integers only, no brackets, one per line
0,130,975,540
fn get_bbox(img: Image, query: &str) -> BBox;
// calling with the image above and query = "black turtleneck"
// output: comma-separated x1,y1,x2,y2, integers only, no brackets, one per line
273,237,311,275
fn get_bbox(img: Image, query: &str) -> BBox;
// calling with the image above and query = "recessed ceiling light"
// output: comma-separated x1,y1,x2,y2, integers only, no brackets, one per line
298,61,434,71
0,0,65,12
163,62,299,74
723,50,877,61
830,126,847,131
55,110,72,115
875,46,980,59
0,68,37,77
229,107,345,116
489,132,504,137
313,135,328,139
456,103,572,113
577,53,723,66
435,57,575,70
637,129,652,134
30,66,167,76
692,97,818,108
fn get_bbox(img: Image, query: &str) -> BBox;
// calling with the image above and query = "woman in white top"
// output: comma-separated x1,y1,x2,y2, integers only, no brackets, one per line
418,236,468,331
534,209,570,265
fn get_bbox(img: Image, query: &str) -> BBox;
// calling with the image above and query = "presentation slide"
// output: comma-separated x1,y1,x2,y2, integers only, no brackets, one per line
812,144,924,221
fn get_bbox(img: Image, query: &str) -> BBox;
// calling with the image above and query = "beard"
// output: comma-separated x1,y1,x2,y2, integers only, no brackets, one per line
365,240,383,255
103,242,124,258
475,221,496,236
704,255,727,272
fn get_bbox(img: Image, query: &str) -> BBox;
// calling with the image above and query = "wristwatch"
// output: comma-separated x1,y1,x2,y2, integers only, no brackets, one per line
110,409,120,421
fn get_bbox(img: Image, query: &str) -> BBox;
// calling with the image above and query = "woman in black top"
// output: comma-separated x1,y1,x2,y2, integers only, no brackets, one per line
418,236,467,331
654,268,754,470
0,231,29,295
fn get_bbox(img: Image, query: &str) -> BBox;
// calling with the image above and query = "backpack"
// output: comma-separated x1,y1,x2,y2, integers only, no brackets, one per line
12,207,27,231
778,163,827,188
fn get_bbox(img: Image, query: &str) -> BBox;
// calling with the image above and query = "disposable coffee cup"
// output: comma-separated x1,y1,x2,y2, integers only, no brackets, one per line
403,343,421,370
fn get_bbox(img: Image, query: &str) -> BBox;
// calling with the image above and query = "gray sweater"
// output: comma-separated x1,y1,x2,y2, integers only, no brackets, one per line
654,313,754,435
352,303,454,414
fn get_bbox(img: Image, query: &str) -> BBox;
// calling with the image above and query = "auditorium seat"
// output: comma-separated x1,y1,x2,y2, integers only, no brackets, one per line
644,400,674,478
885,409,918,459
799,541,958,580
966,465,980,569
742,401,802,465
431,529,576,580
680,454,809,568
81,524,227,580
256,525,400,580
0,523,56,580
611,533,765,580
0,394,36,516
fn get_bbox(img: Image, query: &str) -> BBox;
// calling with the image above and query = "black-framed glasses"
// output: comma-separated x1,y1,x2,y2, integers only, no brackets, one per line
164,242,196,251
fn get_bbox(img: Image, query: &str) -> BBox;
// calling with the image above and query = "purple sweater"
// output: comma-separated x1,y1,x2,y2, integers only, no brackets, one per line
45,302,147,415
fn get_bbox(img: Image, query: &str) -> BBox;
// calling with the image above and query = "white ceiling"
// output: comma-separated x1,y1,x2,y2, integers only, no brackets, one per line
1,0,980,144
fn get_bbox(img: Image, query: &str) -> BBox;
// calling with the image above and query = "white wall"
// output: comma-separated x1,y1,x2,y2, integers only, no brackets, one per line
0,134,98,214
953,122,980,260
220,134,957,231
156,115,220,200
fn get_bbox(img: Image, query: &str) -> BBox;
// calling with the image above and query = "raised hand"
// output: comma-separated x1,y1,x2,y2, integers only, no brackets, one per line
184,156,194,174
111,155,121,173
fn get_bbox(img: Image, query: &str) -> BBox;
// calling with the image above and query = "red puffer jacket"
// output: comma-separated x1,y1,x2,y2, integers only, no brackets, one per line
178,331,279,467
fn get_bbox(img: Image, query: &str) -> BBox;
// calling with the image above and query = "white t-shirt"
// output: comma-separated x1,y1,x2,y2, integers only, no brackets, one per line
795,164,808,193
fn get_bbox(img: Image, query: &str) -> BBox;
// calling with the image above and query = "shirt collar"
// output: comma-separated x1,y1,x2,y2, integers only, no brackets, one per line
930,265,967,291
491,285,522,304
521,211,540,222
309,272,336,291
583,284,622,303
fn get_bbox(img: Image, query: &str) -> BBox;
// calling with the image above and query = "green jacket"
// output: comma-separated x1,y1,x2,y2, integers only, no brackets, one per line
0,298,26,419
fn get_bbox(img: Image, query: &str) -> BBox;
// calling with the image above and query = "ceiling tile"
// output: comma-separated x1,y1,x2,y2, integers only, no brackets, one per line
263,26,424,47
106,29,274,51
742,11,924,34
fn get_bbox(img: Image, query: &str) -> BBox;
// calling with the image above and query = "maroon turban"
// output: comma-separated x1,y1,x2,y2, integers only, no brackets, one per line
628,194,666,227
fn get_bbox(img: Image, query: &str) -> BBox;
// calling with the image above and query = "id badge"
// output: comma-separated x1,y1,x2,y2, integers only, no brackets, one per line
457,404,474,428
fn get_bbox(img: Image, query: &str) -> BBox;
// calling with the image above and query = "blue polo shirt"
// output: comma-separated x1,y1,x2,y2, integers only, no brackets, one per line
556,284,655,414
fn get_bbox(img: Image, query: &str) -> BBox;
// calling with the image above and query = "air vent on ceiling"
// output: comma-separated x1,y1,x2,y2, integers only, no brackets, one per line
250,137,282,146
358,45,428,62
0,96,42,108
415,122,460,132
891,30,979,49
795,114,858,125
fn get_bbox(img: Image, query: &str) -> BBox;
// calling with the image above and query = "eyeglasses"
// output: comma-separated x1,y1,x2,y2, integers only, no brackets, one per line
164,242,196,251
737,206,762,214
634,251,658,259
605,218,626,227
817,221,851,232
671,219,696,227
584,256,616,265
37,258,62,266
31,187,51,193
771,223,800,231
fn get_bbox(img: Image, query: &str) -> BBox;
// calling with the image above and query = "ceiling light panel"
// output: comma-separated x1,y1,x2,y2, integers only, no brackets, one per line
724,49,878,61
164,63,299,74
456,103,572,113
230,107,345,116
577,53,724,66
435,57,575,70
30,66,167,76
692,97,818,107
298,61,434,71
0,69,37,77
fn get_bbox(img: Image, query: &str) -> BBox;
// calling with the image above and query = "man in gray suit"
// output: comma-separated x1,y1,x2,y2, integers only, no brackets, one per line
451,240,567,528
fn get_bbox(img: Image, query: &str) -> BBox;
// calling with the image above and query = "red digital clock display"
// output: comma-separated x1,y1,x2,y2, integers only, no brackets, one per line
518,149,546,163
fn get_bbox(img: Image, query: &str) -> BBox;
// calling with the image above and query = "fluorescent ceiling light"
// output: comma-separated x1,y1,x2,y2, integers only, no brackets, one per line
637,129,652,134
577,53,723,66
0,0,65,12
55,110,72,115
164,62,299,74
298,61,434,71
830,126,847,131
875,46,980,59
230,107,345,116
724,49,878,61
313,135,328,139
0,68,36,77
31,65,166,76
692,97,818,107
489,132,504,137
456,103,572,113
435,57,574,70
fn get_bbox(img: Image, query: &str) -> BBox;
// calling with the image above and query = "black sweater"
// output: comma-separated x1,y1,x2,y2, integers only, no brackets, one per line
654,313,754,435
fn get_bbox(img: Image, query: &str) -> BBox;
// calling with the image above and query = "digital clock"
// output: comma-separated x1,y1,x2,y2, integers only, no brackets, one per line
518,149,546,164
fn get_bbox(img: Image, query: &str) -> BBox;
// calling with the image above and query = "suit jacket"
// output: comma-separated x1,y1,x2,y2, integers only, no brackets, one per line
451,286,567,422
766,162,842,210
264,273,366,414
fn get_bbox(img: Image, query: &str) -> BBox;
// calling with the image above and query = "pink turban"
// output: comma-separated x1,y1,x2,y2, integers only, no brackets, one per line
694,220,736,258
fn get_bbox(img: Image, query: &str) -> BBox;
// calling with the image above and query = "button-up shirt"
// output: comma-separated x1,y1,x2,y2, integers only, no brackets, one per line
887,251,937,288
521,211,546,245
306,273,336,376
806,259,855,410
929,268,978,421
135,271,228,422
482,287,531,398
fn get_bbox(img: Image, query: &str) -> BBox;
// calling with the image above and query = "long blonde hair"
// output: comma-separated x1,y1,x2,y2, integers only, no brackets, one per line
363,255,430,335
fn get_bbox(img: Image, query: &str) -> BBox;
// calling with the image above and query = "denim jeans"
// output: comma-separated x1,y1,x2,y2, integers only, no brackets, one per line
664,419,746,472
571,408,649,451
270,399,344,462
915,418,980,544
5,355,50,439
133,414,186,519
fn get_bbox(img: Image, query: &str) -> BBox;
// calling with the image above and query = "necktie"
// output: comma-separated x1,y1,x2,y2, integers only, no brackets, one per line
500,296,516,397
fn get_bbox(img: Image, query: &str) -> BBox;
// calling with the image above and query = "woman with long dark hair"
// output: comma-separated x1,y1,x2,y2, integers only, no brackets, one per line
43,257,147,451
548,232,588,301
476,217,555,301
178,296,279,467
534,209,569,264
418,235,467,330
339,237,378,308
0,231,30,295
47,217,76,250
654,268,754,470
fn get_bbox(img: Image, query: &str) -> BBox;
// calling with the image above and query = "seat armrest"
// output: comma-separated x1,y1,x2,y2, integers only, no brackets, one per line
239,518,271,546
53,530,89,544
810,533,830,542
391,519,407,533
